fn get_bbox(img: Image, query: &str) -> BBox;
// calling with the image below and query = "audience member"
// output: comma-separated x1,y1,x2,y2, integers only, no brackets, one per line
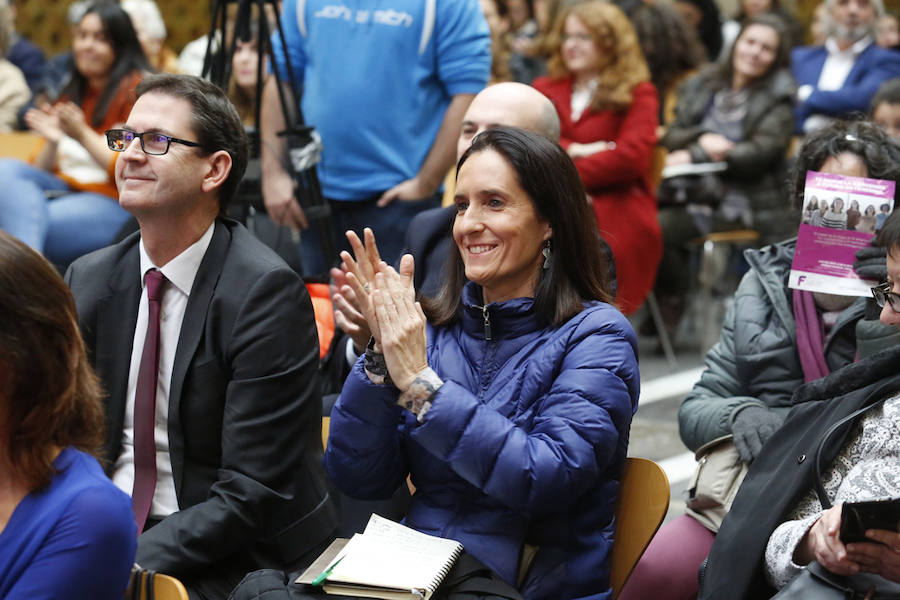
65,74,337,598
652,14,797,337
720,0,805,54
325,127,638,599
699,204,900,600
481,0,513,83
876,11,899,48
623,119,900,600
324,82,564,415
793,0,900,133
809,2,830,45
674,0,725,62
0,0,28,131
121,0,180,74
507,0,545,83
227,17,267,127
630,1,707,129
534,0,661,315
0,2,148,268
0,230,136,599
261,0,490,279
871,77,900,139
3,0,44,93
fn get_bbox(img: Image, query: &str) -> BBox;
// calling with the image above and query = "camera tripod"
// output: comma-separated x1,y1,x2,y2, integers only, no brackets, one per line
202,0,336,274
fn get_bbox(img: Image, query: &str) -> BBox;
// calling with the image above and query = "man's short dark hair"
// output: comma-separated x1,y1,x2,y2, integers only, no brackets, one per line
135,74,248,211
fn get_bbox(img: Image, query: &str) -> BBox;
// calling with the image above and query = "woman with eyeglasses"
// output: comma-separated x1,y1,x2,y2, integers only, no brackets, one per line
0,2,149,269
699,211,900,599
620,119,900,600
533,1,661,315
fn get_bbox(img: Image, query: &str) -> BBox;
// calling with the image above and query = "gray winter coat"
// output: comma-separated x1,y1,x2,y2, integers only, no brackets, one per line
678,240,864,451
661,67,798,244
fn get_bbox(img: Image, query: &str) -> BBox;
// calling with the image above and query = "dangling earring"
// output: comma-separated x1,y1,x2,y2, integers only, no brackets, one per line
542,239,552,270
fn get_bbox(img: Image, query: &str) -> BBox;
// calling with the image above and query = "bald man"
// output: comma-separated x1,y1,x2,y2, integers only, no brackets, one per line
406,82,562,297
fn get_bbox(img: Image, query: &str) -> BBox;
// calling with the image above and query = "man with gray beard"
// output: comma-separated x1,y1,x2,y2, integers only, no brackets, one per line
792,0,900,133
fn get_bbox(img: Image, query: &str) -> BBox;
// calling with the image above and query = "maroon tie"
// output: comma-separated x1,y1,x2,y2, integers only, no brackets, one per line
132,269,166,532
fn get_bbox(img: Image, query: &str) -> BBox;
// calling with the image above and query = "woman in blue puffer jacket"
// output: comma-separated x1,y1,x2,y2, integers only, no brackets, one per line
325,127,640,600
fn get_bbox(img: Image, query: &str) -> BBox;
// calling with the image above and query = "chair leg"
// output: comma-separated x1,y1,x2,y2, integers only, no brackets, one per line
645,291,678,369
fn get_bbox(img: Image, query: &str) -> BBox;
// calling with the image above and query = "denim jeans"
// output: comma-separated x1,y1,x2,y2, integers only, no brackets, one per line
298,193,441,280
0,159,131,267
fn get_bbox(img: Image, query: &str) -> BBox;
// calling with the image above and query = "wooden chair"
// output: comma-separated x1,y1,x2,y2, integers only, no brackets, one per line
0,132,42,161
609,457,670,598
322,415,331,449
126,569,189,600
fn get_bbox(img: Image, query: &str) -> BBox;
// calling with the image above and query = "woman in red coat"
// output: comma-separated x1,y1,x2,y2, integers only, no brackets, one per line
534,1,661,314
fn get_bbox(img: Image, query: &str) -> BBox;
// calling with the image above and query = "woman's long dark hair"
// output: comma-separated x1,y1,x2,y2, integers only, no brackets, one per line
0,231,105,492
62,1,150,127
423,127,615,327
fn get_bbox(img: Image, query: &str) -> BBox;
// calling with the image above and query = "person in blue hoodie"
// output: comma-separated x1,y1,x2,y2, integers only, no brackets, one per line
325,127,639,600
260,0,491,279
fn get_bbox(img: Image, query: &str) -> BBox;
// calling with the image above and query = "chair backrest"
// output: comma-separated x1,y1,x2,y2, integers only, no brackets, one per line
127,569,189,600
322,415,331,449
609,457,670,598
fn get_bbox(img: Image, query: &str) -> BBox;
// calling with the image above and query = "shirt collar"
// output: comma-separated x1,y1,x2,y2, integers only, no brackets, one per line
139,222,215,296
825,34,873,57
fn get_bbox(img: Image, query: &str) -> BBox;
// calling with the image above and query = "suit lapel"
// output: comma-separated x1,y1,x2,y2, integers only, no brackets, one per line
167,219,230,497
96,246,142,466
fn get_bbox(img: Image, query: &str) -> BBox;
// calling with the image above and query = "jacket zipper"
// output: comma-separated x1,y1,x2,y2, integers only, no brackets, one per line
482,304,492,341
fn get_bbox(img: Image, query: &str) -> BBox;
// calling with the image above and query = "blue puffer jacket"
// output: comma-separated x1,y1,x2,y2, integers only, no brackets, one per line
325,283,640,599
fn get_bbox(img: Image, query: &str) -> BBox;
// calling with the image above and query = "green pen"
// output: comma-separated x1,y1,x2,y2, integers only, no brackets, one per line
311,555,345,586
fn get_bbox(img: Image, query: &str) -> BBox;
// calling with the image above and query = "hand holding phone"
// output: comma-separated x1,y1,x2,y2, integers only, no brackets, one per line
840,498,900,545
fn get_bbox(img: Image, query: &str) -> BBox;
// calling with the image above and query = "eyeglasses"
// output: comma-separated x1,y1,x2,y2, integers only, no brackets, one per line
871,282,900,312
561,33,595,43
105,129,202,156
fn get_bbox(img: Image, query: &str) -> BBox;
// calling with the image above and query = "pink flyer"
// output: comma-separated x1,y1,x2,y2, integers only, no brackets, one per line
789,171,896,296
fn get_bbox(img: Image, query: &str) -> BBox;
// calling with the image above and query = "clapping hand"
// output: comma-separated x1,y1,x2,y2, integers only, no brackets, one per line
24,104,63,143
339,228,385,347
55,101,90,143
371,256,427,391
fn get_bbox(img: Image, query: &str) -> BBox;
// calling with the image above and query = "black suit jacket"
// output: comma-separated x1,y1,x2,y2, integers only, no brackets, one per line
66,218,338,580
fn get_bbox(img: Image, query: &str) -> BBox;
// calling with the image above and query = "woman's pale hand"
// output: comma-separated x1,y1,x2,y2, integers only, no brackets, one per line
796,504,860,576
55,102,90,143
330,265,372,353
340,228,385,345
567,141,611,159
846,529,900,582
697,133,735,162
372,255,428,391
664,149,692,166
24,106,62,143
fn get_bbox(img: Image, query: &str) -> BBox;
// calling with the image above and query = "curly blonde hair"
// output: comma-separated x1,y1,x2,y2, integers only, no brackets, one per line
546,1,650,112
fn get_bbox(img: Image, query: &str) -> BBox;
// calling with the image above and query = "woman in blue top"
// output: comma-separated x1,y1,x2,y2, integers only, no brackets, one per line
325,128,640,599
0,230,137,599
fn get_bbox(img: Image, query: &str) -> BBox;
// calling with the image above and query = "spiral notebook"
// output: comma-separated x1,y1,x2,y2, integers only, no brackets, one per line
296,514,464,600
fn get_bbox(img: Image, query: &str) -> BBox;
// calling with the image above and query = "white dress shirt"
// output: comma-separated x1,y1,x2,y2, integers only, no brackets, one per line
112,223,215,519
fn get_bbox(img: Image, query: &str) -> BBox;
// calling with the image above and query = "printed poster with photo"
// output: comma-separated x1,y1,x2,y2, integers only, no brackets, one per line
789,170,896,296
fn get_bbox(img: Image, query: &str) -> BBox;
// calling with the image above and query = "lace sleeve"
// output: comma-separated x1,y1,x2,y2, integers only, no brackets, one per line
764,499,822,589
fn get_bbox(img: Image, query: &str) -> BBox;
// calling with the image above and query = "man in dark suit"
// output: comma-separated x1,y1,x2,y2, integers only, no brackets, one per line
65,74,337,599
793,0,900,133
